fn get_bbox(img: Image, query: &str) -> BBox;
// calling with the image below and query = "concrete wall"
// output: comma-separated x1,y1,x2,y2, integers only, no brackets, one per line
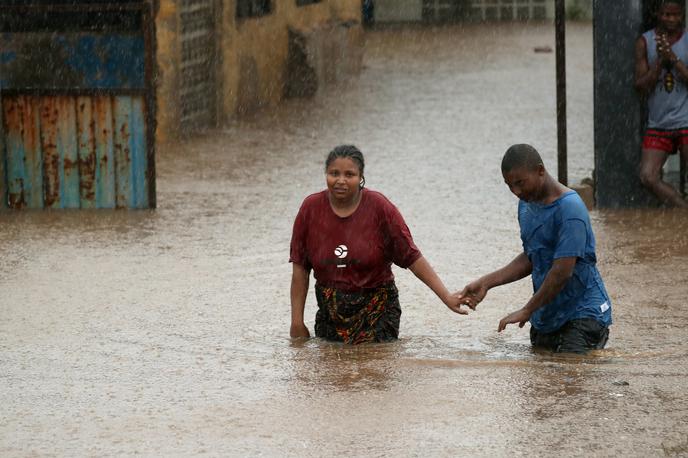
223,0,363,116
155,0,363,144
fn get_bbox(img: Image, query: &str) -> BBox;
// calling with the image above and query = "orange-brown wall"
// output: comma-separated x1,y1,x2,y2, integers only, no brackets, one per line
155,0,363,144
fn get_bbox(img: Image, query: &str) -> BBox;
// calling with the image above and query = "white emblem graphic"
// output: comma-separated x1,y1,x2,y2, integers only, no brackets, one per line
334,245,348,259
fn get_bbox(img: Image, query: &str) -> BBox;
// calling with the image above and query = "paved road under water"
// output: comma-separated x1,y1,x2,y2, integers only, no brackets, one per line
2,22,688,457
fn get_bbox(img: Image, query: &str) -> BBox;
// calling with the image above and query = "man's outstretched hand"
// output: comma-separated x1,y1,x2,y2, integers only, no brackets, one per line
457,280,488,310
497,307,532,332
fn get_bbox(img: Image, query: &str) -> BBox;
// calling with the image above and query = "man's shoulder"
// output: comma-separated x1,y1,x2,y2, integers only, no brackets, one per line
642,28,656,37
639,28,657,44
557,191,590,221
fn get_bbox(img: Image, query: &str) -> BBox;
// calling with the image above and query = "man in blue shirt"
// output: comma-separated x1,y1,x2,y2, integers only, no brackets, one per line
459,144,612,353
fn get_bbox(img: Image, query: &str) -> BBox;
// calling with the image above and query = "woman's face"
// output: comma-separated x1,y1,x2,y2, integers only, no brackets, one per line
326,157,362,203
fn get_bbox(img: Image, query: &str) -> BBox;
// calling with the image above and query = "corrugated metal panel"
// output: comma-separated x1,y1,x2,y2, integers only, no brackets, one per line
39,96,80,208
129,97,149,208
113,96,148,208
58,97,81,208
76,95,97,208
93,96,116,208
2,96,42,209
0,34,146,91
0,2,156,210
1,94,148,209
0,104,6,210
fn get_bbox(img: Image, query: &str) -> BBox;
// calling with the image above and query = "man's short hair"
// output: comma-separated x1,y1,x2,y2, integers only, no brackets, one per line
660,0,684,9
501,144,544,173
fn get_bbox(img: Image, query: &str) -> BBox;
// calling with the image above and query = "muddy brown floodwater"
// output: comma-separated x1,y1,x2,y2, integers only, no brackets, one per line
2,22,688,457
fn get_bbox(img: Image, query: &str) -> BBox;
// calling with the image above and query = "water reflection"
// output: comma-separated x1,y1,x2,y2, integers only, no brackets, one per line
289,339,400,393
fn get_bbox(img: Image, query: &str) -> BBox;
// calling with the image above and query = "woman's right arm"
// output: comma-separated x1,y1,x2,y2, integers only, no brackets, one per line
290,263,311,338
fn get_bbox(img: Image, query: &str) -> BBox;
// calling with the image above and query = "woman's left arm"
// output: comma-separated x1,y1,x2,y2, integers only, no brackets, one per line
409,256,468,315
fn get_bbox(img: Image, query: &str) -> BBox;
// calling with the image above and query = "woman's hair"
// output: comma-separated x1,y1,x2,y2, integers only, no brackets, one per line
325,144,365,175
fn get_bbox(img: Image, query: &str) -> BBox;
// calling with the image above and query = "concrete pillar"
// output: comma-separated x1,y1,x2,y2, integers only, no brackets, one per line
593,0,650,207
154,1,181,146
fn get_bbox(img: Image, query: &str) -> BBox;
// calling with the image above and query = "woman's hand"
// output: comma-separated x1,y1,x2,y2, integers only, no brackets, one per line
457,279,489,310
290,322,311,338
442,293,469,315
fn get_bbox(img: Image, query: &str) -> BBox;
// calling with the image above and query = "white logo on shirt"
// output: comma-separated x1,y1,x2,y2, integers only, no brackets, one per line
334,245,348,259
600,301,610,313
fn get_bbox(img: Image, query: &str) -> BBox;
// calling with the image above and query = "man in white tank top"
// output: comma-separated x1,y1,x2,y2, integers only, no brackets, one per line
635,0,688,208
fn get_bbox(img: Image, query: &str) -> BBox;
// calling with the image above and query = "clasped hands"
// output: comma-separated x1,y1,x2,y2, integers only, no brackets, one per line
448,279,533,332
656,33,679,65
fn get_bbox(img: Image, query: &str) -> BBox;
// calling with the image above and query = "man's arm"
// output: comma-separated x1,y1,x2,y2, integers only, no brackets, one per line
290,263,310,338
458,252,532,309
635,36,662,93
497,256,577,332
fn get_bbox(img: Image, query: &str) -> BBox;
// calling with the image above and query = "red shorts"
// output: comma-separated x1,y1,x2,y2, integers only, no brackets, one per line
642,128,688,154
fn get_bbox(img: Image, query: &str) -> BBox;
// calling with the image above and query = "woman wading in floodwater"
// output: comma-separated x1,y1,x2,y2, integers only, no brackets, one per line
289,145,467,344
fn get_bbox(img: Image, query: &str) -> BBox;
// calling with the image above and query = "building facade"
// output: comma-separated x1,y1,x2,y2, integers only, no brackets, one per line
155,0,363,143
373,0,592,23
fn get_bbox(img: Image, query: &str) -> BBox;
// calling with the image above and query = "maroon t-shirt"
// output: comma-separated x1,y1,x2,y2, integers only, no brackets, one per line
289,189,422,290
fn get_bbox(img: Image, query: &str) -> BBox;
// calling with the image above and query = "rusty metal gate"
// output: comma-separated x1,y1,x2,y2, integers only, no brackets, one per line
180,0,218,131
0,1,156,209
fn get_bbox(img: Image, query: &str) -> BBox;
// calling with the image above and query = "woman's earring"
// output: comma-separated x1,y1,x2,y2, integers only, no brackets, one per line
359,177,365,189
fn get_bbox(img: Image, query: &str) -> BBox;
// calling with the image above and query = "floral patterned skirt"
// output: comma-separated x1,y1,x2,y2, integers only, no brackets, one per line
314,282,401,344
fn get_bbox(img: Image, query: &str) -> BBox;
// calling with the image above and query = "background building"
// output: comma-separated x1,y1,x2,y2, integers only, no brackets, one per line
155,0,364,143
0,0,363,209
373,0,592,23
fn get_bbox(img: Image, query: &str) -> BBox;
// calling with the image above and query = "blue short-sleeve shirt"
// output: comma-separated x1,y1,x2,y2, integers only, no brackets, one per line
518,191,612,333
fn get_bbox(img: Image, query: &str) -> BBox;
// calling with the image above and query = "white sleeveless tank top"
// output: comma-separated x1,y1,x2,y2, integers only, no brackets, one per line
644,28,688,129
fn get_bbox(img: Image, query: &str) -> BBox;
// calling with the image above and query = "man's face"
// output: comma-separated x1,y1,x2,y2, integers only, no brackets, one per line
503,165,545,202
658,4,684,33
